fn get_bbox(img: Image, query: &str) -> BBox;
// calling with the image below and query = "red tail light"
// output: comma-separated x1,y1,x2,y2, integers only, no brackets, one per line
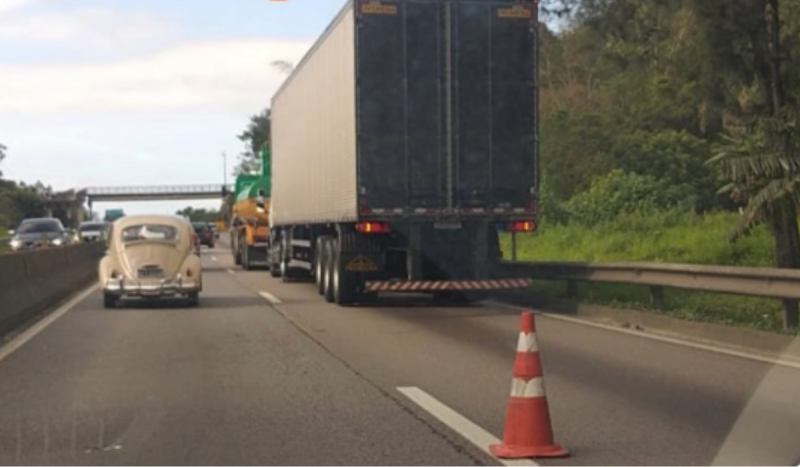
185,268,193,277
507,220,536,232
110,270,119,279
355,221,391,234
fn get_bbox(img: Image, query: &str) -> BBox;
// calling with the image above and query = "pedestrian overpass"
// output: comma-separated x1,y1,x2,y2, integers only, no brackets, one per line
86,184,234,203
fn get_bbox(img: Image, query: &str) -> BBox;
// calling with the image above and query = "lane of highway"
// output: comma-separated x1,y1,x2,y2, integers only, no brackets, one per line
229,254,800,466
0,247,484,466
2,243,799,466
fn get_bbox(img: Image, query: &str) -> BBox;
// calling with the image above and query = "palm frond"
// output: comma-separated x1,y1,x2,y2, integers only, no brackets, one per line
729,176,800,241
714,151,800,181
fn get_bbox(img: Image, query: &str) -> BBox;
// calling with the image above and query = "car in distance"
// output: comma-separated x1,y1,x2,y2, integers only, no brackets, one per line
9,218,71,251
77,221,108,242
99,214,202,308
192,222,215,248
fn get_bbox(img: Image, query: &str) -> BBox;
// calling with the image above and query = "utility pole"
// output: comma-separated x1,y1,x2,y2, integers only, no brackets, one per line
222,151,228,188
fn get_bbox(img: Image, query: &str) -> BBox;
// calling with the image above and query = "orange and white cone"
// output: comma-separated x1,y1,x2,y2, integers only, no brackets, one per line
490,310,569,459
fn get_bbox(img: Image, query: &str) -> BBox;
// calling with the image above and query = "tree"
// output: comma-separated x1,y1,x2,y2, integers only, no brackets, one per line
271,60,295,76
234,109,271,175
0,180,46,228
176,207,221,223
709,0,800,328
0,141,6,178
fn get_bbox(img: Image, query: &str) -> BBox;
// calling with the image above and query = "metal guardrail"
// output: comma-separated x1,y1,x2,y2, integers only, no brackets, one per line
503,260,800,327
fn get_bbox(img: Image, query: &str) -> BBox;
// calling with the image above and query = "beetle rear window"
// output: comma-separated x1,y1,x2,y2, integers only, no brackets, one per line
121,224,179,242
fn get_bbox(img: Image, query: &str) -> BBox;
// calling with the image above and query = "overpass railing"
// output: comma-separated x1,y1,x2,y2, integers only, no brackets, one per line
86,184,234,196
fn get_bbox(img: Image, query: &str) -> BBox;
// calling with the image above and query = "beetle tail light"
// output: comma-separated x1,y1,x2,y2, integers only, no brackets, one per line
186,268,193,278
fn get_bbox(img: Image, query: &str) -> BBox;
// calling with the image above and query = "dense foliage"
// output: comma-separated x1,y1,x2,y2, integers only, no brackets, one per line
523,0,800,328
535,0,800,263
176,207,221,223
0,143,75,229
0,180,47,229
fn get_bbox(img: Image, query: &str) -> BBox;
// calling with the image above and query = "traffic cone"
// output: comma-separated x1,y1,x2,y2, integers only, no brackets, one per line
489,311,569,459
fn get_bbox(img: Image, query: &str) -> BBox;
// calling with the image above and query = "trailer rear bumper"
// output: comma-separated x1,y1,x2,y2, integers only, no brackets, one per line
363,278,532,293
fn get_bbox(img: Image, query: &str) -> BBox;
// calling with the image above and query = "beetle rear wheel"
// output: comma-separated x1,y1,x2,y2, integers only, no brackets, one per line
103,293,117,309
187,292,200,307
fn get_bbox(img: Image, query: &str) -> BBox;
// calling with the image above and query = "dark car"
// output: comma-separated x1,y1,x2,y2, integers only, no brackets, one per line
78,221,109,242
9,218,71,251
192,222,215,248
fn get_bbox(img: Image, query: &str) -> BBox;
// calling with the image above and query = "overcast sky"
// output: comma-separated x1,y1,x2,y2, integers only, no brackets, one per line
0,0,343,216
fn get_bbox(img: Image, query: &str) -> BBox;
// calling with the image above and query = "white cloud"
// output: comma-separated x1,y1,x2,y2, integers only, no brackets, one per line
0,7,175,46
0,0,37,15
0,38,312,113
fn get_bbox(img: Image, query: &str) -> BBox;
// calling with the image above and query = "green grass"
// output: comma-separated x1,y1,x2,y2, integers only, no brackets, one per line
502,211,793,333
503,210,775,266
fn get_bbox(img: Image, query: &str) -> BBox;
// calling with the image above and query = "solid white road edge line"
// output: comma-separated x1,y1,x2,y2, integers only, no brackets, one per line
258,291,282,305
0,283,99,363
397,387,538,467
489,301,800,371
227,269,236,275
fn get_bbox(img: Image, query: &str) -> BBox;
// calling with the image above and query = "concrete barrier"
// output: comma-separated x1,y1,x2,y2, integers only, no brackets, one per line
0,243,105,337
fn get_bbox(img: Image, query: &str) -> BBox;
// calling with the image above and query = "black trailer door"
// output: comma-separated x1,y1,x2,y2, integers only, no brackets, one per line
355,0,537,217
454,1,537,213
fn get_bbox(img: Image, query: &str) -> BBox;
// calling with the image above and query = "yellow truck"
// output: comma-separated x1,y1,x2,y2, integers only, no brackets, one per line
229,146,271,270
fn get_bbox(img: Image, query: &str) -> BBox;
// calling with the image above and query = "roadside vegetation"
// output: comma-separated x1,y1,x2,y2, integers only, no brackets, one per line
0,140,81,231
500,215,788,332
510,0,800,331
176,207,222,223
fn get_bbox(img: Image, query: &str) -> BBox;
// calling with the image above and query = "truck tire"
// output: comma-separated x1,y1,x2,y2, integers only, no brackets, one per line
269,242,281,277
332,239,358,305
233,235,242,265
323,238,335,303
242,244,252,270
315,236,330,295
280,237,295,283
270,254,281,278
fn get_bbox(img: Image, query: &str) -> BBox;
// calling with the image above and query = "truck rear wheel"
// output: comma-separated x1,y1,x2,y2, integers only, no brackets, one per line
315,236,330,295
280,237,298,283
322,238,335,303
332,239,358,305
242,245,252,270
269,249,281,278
232,233,242,265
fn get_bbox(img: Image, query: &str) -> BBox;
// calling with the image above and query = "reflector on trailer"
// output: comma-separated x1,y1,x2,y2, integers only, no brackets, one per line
355,221,391,234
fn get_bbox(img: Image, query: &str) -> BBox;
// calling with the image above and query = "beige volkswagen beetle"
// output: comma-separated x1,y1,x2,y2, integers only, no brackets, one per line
99,214,202,308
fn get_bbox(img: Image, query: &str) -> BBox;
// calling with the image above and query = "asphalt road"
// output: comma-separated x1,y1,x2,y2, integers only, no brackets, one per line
0,247,484,466
1,243,799,466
